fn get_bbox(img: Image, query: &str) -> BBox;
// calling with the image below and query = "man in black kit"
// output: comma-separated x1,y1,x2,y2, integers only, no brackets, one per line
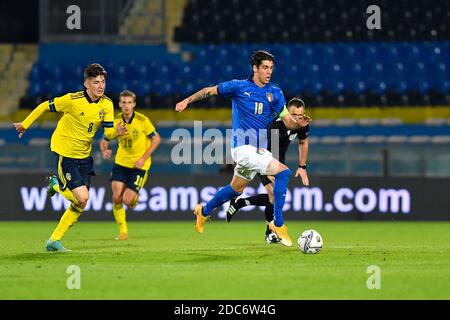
226,97,312,243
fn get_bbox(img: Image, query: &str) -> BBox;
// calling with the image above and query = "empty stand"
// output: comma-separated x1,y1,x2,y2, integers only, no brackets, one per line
175,0,450,43
23,42,450,108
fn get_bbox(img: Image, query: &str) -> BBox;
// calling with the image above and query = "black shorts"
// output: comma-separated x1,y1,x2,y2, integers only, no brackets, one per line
258,174,272,186
55,153,95,191
111,163,148,193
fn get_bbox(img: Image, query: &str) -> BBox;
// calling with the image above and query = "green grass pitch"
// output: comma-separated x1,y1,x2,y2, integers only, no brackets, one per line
0,221,449,299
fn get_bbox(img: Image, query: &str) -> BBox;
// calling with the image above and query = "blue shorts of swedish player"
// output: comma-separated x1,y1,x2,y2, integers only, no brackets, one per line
55,153,95,191
111,163,147,193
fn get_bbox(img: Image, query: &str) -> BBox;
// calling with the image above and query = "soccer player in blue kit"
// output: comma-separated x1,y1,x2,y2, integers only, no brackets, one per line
175,50,302,246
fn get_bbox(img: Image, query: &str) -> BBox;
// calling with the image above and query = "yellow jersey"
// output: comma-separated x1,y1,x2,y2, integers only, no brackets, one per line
113,111,156,171
48,90,114,158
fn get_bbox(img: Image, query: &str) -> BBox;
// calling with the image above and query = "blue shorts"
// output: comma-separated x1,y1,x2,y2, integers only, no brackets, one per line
55,153,95,191
111,164,148,193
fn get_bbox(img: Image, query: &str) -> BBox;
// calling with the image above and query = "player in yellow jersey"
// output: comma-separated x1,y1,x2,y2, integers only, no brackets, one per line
100,90,160,240
13,63,126,252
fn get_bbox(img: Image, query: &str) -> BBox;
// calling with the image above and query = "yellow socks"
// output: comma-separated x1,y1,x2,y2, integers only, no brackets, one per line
113,203,128,234
54,184,76,203
50,204,83,241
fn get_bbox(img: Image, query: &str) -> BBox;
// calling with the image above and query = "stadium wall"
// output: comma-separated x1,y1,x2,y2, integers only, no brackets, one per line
1,174,448,221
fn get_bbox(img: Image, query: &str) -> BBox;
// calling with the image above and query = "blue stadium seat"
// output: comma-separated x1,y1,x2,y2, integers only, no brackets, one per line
385,79,408,94
28,83,43,96
25,41,450,108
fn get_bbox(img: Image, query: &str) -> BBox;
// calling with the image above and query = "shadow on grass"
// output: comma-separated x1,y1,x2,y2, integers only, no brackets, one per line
0,243,139,261
0,252,80,262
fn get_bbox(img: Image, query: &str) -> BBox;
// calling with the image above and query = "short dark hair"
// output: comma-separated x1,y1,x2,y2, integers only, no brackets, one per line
251,50,275,68
119,90,136,102
288,97,306,109
84,63,107,80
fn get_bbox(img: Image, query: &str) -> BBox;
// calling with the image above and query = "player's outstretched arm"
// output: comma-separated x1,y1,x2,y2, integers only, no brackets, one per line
13,122,26,138
100,138,112,160
13,102,50,138
104,121,127,141
281,111,312,130
175,86,218,112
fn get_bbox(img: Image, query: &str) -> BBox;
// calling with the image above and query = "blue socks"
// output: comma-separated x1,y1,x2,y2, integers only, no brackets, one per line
203,168,291,222
273,168,292,227
204,184,240,216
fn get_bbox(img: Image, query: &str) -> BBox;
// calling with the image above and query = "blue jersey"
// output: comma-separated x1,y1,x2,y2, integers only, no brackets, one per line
218,79,286,148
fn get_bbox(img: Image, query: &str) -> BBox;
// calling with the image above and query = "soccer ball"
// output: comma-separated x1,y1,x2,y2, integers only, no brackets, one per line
297,229,323,254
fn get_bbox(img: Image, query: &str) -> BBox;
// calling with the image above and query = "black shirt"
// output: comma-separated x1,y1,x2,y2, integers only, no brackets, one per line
267,118,309,164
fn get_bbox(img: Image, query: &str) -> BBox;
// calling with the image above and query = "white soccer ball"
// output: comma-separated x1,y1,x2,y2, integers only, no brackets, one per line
297,229,323,254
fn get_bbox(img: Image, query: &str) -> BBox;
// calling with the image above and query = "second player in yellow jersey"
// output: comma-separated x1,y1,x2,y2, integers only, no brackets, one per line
114,108,155,172
100,90,160,240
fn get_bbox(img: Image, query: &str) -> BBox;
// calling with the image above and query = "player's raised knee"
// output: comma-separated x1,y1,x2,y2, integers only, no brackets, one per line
74,193,89,209
77,198,89,209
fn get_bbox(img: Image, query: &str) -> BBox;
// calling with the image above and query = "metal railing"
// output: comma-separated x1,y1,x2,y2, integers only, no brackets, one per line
1,141,449,178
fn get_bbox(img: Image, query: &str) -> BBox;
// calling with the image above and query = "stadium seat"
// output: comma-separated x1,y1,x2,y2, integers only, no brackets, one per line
24,0,450,109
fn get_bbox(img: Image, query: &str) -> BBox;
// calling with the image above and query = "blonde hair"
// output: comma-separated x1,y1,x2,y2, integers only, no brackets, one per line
119,90,136,102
